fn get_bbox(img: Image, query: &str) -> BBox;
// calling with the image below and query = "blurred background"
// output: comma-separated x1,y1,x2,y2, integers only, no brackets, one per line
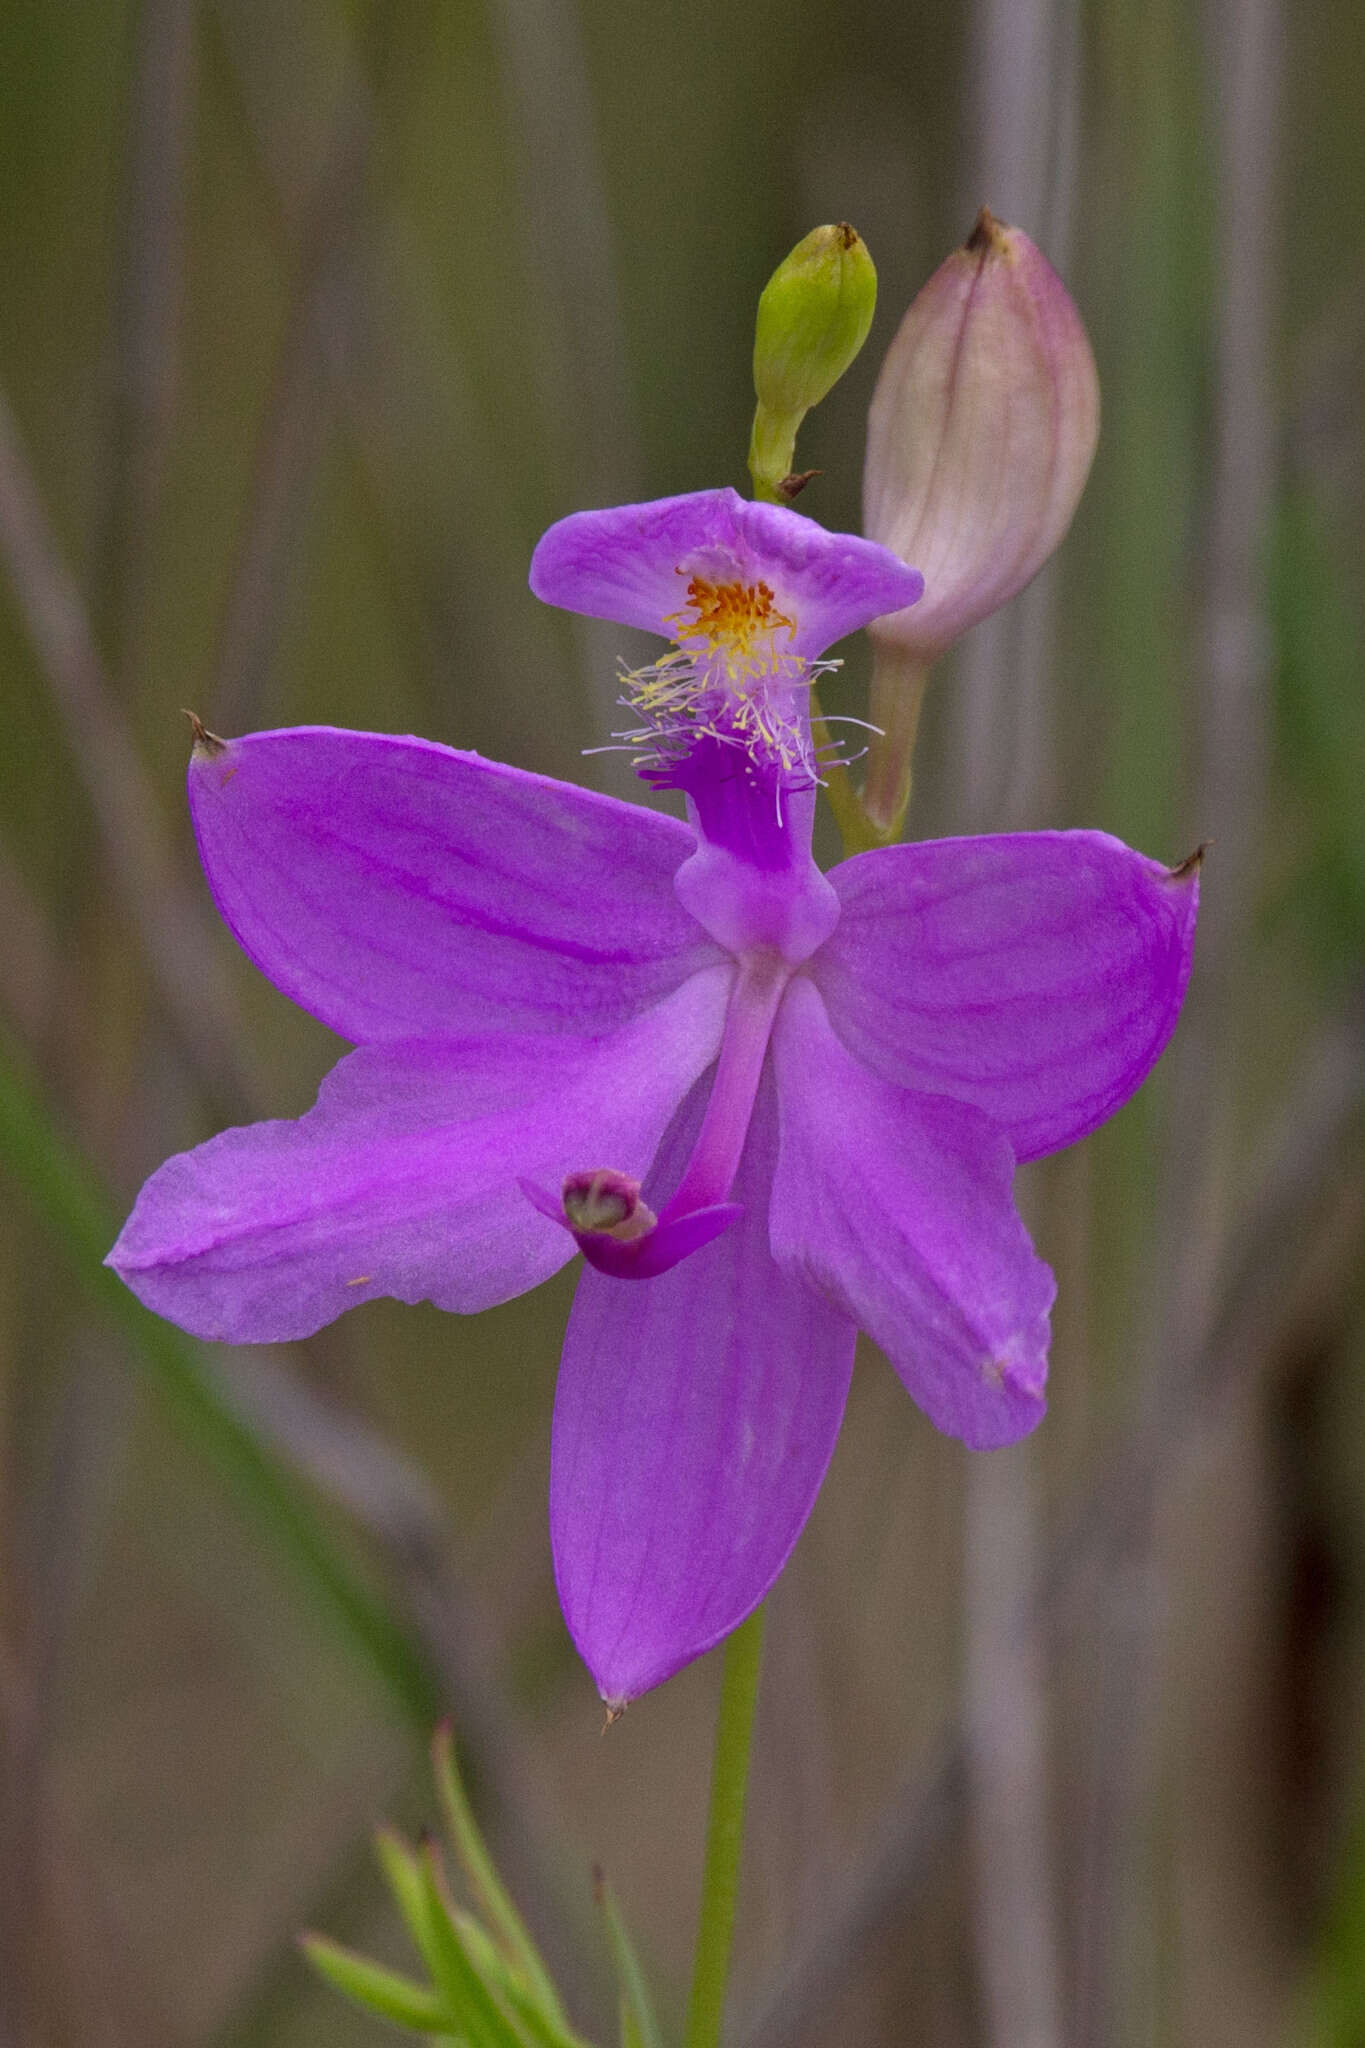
0,0,1361,2042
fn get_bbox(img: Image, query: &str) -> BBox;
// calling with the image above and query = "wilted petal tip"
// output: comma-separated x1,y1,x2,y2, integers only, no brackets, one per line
964,204,1013,258
1168,841,1210,883
183,709,228,757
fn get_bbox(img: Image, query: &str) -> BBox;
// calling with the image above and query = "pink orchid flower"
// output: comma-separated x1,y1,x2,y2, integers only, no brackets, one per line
109,489,1197,1708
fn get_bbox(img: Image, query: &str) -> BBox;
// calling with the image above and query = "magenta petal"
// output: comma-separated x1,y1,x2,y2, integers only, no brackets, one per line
813,831,1200,1162
551,1068,855,1704
530,488,923,657
188,727,719,1043
108,968,730,1343
770,979,1054,1451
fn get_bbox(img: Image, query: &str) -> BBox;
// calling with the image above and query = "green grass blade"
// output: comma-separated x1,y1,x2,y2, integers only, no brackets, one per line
595,1875,663,2048
377,1828,444,1969
1302,1764,1365,2046
454,1914,593,2048
454,1912,595,2048
0,1029,438,1726
376,1835,590,2048
433,1723,567,2025
300,1934,449,2032
416,1846,534,2048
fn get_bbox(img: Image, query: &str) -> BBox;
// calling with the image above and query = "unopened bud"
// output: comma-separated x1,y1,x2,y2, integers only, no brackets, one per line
862,208,1099,662
749,223,877,502
754,223,877,417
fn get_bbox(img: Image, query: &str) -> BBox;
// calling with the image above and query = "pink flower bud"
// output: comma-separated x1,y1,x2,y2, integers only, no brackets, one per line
862,208,1099,663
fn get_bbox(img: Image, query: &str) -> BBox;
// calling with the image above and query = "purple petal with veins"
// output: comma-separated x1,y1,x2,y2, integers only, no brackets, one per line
188,726,720,1042
812,831,1200,1161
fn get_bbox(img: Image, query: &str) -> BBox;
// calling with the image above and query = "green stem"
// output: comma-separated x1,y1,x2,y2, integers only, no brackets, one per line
747,401,800,503
819,639,932,858
684,1605,766,2048
806,681,868,851
860,638,930,845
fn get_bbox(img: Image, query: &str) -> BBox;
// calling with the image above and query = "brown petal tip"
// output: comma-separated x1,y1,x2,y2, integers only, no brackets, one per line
1168,841,1210,882
183,710,227,756
965,205,1013,258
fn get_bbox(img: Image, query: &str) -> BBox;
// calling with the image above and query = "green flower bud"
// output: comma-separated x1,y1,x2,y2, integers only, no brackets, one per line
749,223,877,502
754,222,878,417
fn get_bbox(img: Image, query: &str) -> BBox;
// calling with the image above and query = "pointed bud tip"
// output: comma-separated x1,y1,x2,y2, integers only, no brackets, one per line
965,204,1014,259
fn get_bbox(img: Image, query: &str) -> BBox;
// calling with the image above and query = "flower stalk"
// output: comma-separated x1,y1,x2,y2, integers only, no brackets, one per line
806,682,871,847
684,1604,767,2048
858,642,931,846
